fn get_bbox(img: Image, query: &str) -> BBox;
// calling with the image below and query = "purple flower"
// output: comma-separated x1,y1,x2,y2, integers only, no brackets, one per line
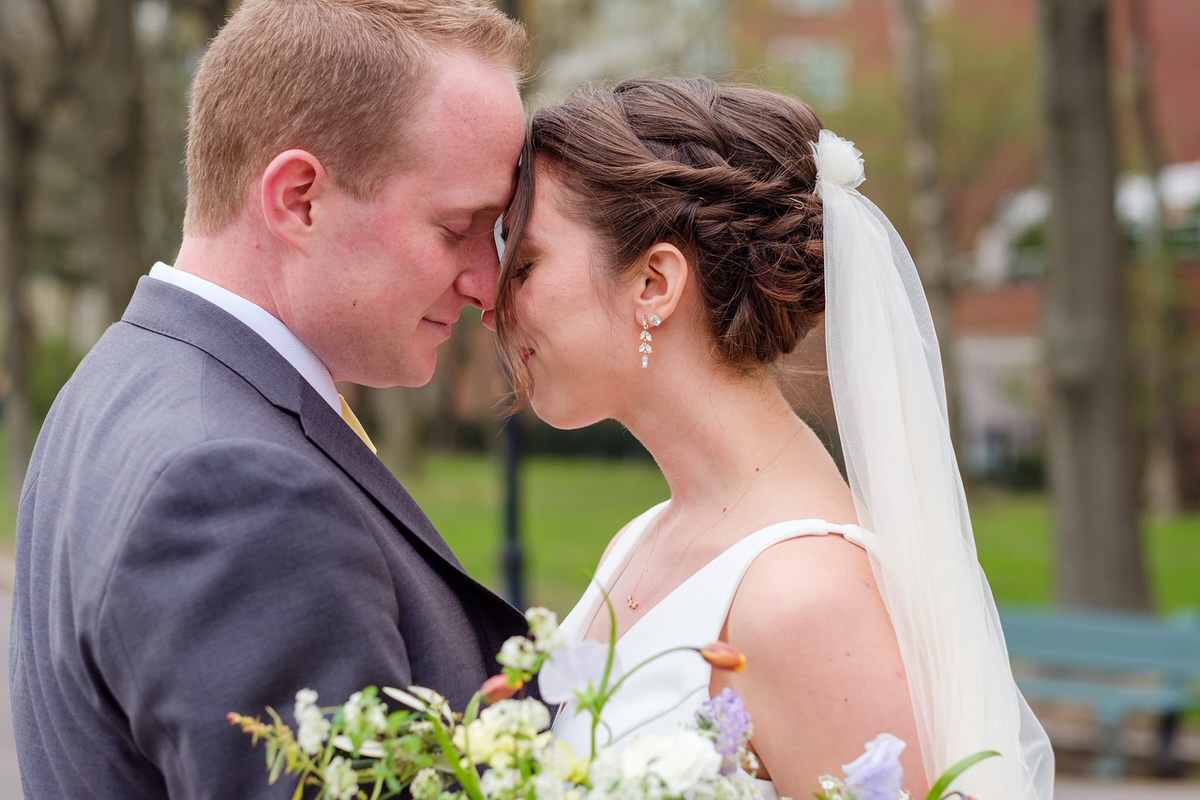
843,733,906,800
696,688,753,775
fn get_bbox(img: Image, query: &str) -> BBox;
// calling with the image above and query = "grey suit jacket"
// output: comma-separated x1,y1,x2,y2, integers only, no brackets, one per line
10,277,527,798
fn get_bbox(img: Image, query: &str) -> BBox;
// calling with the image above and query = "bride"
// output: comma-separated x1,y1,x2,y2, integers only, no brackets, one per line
493,76,1053,799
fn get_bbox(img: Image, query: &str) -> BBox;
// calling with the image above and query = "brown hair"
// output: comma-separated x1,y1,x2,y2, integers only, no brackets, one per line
496,76,825,403
184,0,527,235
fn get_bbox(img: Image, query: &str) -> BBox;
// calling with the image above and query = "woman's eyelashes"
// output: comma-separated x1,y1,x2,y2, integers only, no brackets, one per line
508,255,534,281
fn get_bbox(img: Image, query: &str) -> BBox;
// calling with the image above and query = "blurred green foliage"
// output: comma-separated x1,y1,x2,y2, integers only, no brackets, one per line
3,447,1194,616
29,338,82,422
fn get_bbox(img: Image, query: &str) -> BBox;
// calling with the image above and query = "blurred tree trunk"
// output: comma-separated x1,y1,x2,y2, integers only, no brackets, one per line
368,387,423,478
1038,0,1148,610
0,57,37,502
84,0,144,319
895,0,962,455
1129,0,1181,518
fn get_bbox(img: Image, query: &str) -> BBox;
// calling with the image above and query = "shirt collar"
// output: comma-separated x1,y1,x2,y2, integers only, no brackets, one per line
148,262,341,413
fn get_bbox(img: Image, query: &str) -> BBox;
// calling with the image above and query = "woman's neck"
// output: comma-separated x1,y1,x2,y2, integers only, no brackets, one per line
621,366,811,513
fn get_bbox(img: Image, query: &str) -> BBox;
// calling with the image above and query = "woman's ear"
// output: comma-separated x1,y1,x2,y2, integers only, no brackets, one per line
260,149,327,246
632,242,689,326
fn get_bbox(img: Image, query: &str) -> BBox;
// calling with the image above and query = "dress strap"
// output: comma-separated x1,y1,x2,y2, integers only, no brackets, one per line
615,518,868,650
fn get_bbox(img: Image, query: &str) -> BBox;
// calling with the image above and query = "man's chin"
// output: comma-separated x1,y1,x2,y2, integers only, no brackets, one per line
399,356,438,388
350,355,437,389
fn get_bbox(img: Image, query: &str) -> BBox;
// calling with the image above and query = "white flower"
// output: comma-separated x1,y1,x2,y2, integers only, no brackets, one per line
538,737,589,784
526,606,566,651
479,765,522,795
323,755,359,800
702,771,768,800
497,635,539,671
537,640,617,705
589,728,721,798
383,686,452,723
410,767,444,800
812,129,866,192
293,689,330,756
452,698,552,767
533,771,586,800
342,690,388,735
332,734,384,759
532,775,572,800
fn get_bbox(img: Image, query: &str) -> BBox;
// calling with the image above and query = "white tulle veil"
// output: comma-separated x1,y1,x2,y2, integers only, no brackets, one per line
813,129,1055,799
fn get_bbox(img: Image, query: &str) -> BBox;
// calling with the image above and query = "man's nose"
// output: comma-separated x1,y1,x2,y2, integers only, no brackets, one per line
456,233,500,310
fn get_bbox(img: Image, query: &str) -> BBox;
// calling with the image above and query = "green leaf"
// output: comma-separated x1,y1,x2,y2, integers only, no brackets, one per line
463,691,482,726
427,715,483,800
924,750,1000,800
268,748,287,784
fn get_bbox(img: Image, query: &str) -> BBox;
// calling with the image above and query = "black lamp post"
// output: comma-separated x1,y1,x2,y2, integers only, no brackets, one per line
500,409,524,609
498,0,525,610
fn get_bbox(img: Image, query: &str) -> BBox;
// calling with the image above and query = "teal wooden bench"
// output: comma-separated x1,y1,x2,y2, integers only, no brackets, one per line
1000,606,1200,777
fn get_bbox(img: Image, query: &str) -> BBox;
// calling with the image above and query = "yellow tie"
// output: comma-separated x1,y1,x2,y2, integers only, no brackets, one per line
338,394,377,455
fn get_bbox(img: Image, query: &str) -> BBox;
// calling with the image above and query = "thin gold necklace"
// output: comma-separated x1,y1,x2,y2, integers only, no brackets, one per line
622,429,801,612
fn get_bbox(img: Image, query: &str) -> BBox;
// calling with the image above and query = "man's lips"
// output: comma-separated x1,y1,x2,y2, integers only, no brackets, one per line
423,318,454,337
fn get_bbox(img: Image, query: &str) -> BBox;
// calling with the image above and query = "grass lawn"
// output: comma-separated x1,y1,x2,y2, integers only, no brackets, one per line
406,455,1200,618
0,431,15,546
1,448,1196,617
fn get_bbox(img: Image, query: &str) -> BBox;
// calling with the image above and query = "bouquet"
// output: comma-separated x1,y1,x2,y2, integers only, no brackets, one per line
230,605,994,800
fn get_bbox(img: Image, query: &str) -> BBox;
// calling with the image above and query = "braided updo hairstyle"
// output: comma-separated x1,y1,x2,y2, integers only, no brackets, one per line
496,76,825,401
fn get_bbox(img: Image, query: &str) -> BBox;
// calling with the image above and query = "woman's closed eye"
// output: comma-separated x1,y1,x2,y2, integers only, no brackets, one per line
510,260,534,281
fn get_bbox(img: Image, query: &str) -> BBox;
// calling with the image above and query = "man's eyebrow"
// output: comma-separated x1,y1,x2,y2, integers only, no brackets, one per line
445,203,507,221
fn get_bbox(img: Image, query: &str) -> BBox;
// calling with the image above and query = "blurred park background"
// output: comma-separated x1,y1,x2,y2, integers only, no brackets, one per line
1,0,1199,791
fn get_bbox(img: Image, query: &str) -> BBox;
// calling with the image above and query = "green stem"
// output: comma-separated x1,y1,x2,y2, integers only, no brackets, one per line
603,645,698,701
428,715,483,800
589,591,621,761
583,588,704,761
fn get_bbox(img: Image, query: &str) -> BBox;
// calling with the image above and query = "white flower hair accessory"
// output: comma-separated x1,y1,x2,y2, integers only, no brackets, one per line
811,129,865,193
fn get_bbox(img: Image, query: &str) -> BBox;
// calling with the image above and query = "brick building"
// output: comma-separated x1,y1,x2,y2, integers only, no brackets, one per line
731,0,1200,497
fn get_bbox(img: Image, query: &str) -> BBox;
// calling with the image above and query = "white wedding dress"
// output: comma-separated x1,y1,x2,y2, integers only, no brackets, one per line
552,500,867,800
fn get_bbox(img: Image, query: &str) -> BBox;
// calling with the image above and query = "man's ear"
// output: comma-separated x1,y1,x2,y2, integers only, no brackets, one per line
631,241,689,326
260,149,327,246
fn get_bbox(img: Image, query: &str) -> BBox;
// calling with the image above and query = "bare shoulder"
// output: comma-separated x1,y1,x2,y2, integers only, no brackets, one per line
726,532,888,646
717,533,925,797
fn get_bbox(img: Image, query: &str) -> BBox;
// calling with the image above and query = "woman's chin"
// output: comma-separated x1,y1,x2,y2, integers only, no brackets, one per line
530,396,605,431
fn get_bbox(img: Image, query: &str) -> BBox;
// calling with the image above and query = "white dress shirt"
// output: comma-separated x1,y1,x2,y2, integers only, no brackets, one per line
148,262,341,413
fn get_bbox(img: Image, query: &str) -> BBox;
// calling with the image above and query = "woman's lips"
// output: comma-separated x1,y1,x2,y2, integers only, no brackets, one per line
520,347,535,362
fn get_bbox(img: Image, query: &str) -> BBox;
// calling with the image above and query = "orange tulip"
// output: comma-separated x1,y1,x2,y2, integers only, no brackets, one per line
700,641,746,672
480,674,523,703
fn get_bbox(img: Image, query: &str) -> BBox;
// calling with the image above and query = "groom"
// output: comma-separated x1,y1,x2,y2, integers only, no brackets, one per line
9,1,529,797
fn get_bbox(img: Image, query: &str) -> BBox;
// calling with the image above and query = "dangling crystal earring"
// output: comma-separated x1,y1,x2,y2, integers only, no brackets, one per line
639,314,661,368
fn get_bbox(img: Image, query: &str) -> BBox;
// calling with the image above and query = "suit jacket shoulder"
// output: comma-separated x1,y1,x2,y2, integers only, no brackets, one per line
11,277,527,799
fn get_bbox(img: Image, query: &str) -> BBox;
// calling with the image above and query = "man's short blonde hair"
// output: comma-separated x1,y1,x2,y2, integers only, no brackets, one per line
183,0,526,235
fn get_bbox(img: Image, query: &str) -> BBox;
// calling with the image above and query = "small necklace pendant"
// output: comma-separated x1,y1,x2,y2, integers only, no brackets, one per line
626,595,640,610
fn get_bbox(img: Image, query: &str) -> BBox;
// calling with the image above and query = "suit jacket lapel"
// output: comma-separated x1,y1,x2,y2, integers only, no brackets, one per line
294,389,464,567
120,277,464,569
